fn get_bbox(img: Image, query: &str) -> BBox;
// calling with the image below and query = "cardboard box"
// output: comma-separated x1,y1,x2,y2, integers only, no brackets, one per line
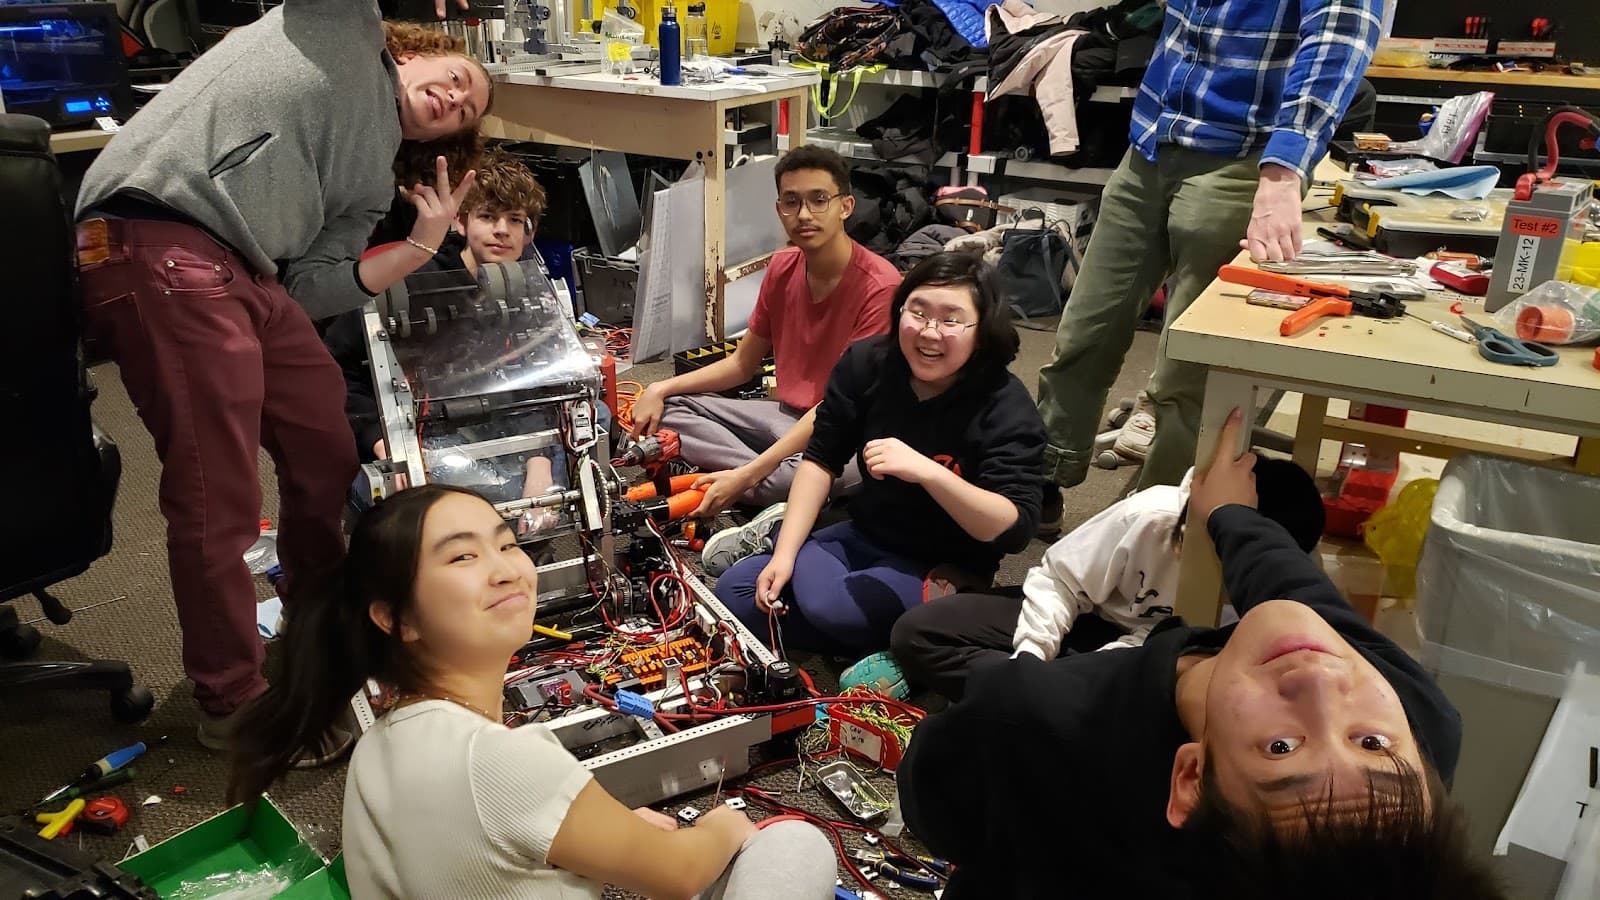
121,796,346,899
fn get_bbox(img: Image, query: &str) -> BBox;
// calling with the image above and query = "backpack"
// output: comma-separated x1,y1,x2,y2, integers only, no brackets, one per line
796,4,904,72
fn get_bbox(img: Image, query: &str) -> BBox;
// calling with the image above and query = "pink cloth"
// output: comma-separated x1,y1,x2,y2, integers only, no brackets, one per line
986,0,1086,156
748,242,900,409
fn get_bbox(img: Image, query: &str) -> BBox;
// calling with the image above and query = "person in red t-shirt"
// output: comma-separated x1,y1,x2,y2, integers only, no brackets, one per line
629,147,900,542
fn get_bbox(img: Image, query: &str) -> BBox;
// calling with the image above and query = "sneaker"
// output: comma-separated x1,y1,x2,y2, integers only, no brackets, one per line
198,704,356,769
1037,485,1064,539
701,502,786,576
1112,391,1156,461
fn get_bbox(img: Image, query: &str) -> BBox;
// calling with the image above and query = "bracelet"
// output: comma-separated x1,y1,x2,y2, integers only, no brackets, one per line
406,237,439,257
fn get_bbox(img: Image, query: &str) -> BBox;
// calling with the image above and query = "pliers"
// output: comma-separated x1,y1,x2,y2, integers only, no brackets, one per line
853,849,950,891
1218,265,1408,336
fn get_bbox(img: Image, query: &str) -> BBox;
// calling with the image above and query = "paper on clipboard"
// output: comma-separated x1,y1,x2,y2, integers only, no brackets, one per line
1496,664,1600,861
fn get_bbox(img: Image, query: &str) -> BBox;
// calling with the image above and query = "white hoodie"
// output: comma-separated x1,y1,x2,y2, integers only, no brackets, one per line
1011,470,1192,660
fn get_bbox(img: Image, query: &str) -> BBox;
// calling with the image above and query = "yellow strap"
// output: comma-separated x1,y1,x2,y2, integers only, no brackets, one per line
807,64,885,120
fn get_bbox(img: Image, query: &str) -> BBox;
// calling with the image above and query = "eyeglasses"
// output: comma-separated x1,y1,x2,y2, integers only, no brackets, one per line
903,307,977,337
776,191,845,217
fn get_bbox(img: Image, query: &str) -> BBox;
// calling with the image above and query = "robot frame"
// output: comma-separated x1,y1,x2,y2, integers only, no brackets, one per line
348,256,798,807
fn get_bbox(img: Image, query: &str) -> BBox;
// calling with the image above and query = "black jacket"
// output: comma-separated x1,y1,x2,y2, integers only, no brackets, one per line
898,505,1464,899
805,338,1047,578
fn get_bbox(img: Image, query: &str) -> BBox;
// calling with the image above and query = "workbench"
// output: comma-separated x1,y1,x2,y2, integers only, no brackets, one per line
1167,233,1600,627
49,129,114,155
1363,65,1600,92
481,68,819,341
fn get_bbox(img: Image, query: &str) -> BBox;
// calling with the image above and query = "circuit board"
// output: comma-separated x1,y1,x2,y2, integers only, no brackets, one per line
603,637,711,688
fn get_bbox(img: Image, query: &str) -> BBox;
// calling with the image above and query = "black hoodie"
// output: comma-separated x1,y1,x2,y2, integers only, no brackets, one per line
805,337,1047,578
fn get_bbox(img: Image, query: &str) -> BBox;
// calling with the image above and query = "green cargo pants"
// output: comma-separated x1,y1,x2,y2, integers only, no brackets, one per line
1037,145,1261,491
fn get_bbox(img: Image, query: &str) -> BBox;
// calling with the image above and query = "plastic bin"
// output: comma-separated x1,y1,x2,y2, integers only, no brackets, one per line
602,0,739,55
1414,455,1600,698
573,247,638,325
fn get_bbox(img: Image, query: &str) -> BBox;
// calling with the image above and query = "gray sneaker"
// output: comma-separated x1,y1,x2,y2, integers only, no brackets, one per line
198,702,356,769
701,502,786,576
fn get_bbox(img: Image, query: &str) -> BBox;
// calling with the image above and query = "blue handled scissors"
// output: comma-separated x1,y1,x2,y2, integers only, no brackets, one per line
1459,316,1559,367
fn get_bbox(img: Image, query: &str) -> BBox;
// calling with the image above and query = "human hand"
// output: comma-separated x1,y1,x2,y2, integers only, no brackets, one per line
1239,164,1303,263
408,156,478,254
692,467,755,518
435,0,471,18
697,804,757,844
863,438,939,484
754,554,794,613
1188,408,1258,526
629,384,666,439
632,807,679,832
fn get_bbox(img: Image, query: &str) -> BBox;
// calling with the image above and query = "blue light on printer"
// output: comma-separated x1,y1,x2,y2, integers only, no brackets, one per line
62,96,112,115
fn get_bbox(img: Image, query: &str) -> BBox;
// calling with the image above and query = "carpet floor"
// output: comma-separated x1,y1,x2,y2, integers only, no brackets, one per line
0,323,1161,894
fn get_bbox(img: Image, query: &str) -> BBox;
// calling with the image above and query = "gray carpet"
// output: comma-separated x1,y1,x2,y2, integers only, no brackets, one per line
0,324,1160,885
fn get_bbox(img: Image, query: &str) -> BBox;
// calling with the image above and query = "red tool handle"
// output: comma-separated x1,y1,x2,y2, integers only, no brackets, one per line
1217,265,1348,299
1280,297,1353,336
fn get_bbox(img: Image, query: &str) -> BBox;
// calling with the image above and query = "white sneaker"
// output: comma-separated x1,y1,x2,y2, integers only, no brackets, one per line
1112,391,1156,461
701,503,786,576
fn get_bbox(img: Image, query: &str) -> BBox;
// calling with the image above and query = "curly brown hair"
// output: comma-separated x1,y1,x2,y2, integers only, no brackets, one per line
383,22,494,189
462,151,547,229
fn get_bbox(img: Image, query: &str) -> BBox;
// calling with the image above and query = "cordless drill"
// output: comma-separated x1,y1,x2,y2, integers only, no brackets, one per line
618,428,681,468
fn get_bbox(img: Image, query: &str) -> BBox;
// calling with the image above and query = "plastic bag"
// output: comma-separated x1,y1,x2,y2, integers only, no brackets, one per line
1362,477,1437,600
1493,281,1600,345
601,10,645,75
1395,91,1494,163
168,845,323,900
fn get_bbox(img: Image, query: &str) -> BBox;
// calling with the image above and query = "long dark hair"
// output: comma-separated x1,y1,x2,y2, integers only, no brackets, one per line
227,484,488,803
886,251,1020,379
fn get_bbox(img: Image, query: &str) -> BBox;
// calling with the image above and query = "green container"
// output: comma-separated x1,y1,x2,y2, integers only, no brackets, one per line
121,796,337,898
277,855,351,900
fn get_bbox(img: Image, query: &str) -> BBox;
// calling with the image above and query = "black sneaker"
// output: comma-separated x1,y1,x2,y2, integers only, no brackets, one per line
1038,486,1064,539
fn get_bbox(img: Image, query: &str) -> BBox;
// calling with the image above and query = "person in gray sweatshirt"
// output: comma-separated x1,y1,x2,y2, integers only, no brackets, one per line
73,0,485,760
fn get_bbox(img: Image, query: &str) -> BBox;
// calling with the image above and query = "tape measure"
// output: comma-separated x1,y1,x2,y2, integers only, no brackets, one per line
83,797,130,835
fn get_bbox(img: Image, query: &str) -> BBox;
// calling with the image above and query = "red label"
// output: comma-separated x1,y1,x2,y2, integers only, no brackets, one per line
932,454,963,477
1509,215,1562,238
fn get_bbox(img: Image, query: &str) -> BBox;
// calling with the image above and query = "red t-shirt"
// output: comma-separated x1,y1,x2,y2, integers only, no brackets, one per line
748,241,900,410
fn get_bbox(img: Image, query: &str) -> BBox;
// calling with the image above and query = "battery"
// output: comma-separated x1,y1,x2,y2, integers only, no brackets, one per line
1486,178,1593,312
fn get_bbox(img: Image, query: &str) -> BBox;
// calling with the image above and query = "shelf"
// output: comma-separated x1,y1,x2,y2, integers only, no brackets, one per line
50,129,114,154
1087,84,1137,103
849,68,988,92
806,126,960,169
970,154,1117,185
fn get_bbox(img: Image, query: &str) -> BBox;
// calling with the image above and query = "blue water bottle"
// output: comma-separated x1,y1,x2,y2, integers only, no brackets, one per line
658,3,681,85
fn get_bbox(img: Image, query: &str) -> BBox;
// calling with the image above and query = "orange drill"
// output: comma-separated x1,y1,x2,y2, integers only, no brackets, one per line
618,428,681,467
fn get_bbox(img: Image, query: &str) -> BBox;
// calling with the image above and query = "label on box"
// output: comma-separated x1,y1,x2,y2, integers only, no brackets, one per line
1507,235,1542,294
1510,215,1562,238
1496,41,1557,58
836,719,884,764
1431,38,1490,54
95,116,121,133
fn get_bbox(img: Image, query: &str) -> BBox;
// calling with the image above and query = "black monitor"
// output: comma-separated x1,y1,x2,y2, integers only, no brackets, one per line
0,2,132,129
191,0,277,47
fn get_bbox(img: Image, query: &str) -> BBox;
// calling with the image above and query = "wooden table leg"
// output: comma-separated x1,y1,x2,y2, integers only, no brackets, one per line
1175,370,1257,627
702,104,730,341
1576,437,1600,476
1292,394,1329,476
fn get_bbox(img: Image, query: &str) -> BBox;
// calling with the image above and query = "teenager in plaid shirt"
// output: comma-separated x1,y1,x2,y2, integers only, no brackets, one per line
1036,0,1381,505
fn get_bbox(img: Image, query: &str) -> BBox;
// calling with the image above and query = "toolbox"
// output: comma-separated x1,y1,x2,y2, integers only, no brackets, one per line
0,815,155,899
672,342,774,400
1332,181,1509,258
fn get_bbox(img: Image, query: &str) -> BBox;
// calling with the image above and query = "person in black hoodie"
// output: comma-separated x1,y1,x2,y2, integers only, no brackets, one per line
897,410,1504,900
711,252,1047,658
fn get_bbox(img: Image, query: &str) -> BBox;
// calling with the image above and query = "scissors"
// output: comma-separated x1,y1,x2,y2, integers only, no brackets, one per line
1459,316,1559,367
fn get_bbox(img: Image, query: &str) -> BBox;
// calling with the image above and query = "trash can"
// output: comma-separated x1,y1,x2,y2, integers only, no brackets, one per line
1415,454,1600,699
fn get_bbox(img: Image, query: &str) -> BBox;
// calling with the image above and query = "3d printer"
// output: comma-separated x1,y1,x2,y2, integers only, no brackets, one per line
354,258,796,807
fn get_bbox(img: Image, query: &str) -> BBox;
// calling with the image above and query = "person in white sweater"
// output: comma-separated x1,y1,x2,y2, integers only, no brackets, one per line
227,484,836,900
892,458,1323,700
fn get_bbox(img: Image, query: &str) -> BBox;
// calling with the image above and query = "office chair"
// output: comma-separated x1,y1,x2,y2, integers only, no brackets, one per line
0,114,154,723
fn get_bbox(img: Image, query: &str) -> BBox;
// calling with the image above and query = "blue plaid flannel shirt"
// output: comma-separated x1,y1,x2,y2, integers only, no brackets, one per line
1130,0,1382,180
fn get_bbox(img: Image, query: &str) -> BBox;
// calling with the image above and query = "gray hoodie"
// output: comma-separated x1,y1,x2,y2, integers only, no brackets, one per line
76,0,401,320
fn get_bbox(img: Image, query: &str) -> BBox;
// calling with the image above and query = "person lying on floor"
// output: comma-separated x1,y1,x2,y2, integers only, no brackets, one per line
628,146,901,533
712,251,1048,659
895,410,1500,899
227,485,837,900
891,457,1324,700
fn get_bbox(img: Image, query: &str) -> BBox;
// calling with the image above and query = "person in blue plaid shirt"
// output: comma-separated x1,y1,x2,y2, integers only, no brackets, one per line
1036,0,1381,510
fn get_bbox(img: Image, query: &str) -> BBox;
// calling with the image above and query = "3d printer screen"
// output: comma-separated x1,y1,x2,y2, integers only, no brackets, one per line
0,8,124,125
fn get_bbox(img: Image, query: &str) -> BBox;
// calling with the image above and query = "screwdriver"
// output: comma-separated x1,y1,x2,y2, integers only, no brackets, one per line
37,742,146,808
31,766,137,810
1406,311,1474,343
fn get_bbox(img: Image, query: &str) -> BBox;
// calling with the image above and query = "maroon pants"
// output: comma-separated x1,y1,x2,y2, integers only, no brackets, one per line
77,218,356,716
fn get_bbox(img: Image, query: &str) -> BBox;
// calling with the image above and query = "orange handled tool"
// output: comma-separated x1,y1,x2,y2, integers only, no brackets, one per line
664,490,706,520
625,474,701,501
1217,265,1351,300
1217,264,1406,336
1279,297,1355,336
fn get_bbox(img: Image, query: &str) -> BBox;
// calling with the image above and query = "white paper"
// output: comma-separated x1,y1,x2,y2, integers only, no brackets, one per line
1496,664,1600,861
